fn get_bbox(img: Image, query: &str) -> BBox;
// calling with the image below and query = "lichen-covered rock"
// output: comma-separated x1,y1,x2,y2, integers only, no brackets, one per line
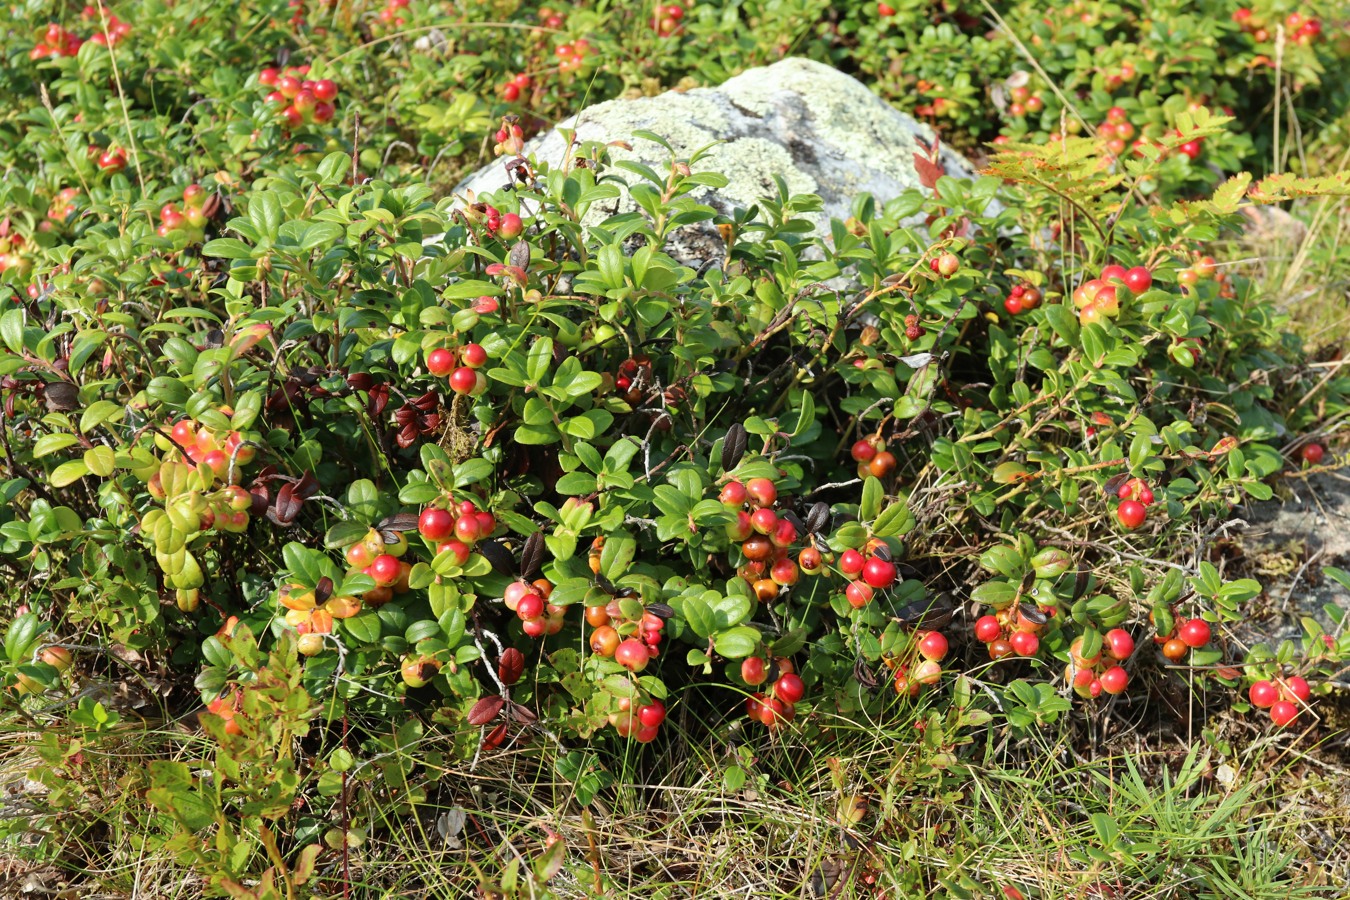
453,58,982,261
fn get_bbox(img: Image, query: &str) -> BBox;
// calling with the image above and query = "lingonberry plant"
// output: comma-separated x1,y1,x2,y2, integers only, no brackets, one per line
1,0,1349,895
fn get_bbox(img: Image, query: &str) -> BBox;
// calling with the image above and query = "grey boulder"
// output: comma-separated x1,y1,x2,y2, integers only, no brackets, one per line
453,58,982,256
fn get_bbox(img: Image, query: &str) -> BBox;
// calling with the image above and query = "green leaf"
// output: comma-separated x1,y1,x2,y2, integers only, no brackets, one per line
713,626,761,659
871,501,914,537
49,459,90,487
859,476,883,522
32,433,80,458
343,609,383,645
202,238,256,260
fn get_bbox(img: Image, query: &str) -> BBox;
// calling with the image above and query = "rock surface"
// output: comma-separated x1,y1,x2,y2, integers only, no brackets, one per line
1238,470,1350,650
454,58,982,256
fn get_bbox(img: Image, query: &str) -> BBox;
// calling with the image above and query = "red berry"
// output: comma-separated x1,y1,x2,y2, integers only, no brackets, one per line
426,348,456,377
1099,665,1128,695
1100,264,1128,283
1248,680,1278,708
974,615,1002,643
614,638,650,672
1177,618,1211,649
916,631,948,662
1104,628,1135,660
774,673,805,705
839,549,865,577
851,439,877,463
1004,296,1024,315
1269,700,1299,727
1282,675,1311,703
861,556,897,589
1009,630,1039,657
448,367,478,395
418,507,454,541
844,580,873,608
638,701,666,727
1123,266,1152,293
745,478,777,507
461,343,488,368
741,656,767,686
369,554,401,586
453,513,483,544
498,213,523,239
1301,443,1325,465
1116,500,1147,530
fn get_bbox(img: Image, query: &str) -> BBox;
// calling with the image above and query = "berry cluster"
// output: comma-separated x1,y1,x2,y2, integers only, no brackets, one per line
837,545,898,608
499,72,532,103
425,342,489,395
536,6,565,29
612,355,654,404
90,144,127,173
0,228,31,278
504,578,565,638
1072,262,1151,326
912,80,956,118
278,580,348,649
258,65,338,129
410,499,496,566
609,694,667,743
159,415,257,482
375,0,411,30
1101,61,1137,92
30,12,132,59
973,604,1047,660
156,183,209,241
493,122,525,156
1002,283,1042,316
1233,8,1321,45
1154,611,1212,662
587,598,664,673
1066,628,1135,698
285,0,308,31
1096,106,1138,158
47,188,80,224
929,252,960,277
743,656,804,729
1175,254,1218,287
1114,476,1155,530
1247,675,1311,727
891,630,949,697
343,527,419,609
850,436,897,479
31,23,82,58
1006,82,1045,119
721,478,802,602
650,2,686,37
554,38,593,74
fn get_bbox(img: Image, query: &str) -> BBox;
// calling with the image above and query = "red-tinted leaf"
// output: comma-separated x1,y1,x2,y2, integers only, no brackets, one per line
293,471,320,500
497,648,525,686
914,138,945,193
507,701,537,724
269,482,303,525
468,696,505,726
230,322,273,355
481,721,508,750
